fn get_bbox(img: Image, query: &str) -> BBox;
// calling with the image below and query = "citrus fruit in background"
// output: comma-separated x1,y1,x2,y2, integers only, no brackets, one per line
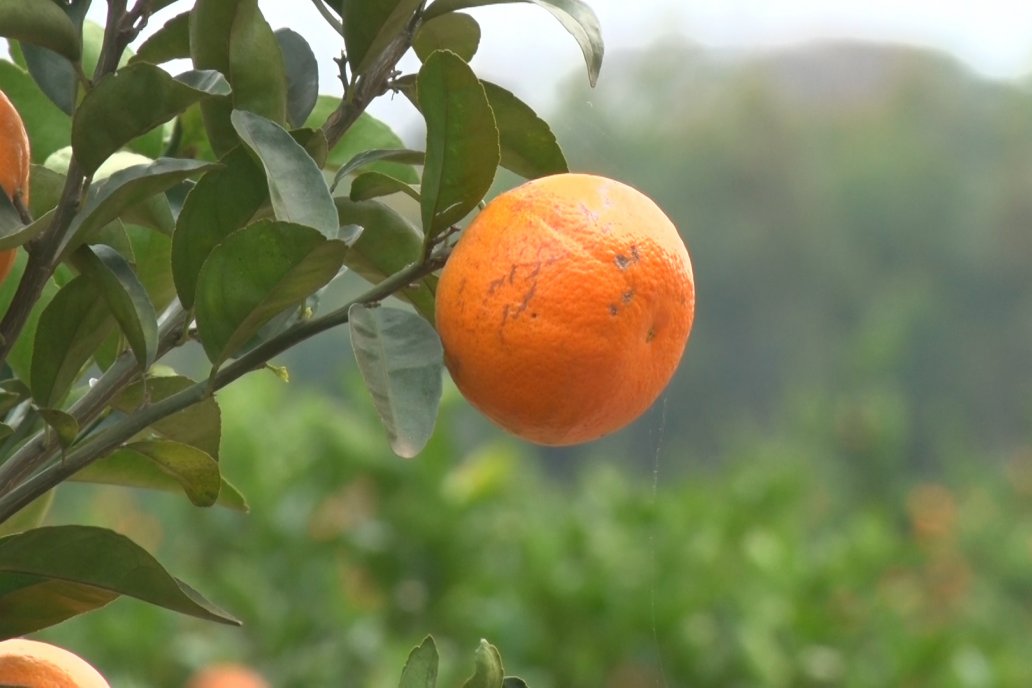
0,638,110,688
186,662,270,688
0,88,30,285
435,173,695,446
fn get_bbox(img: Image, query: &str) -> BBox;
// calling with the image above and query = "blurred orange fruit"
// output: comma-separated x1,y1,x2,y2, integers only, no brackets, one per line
0,88,29,284
0,638,110,688
186,662,270,688
435,173,695,445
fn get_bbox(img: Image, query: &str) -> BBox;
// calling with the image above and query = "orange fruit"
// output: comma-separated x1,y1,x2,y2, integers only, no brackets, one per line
0,638,110,687
435,173,695,446
0,88,30,284
186,663,270,688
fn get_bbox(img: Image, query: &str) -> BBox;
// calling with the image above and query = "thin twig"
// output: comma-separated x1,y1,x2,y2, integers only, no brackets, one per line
309,0,344,36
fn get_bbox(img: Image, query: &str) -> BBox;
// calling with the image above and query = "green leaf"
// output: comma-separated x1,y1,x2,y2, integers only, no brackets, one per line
461,639,505,688
38,408,79,448
127,440,221,507
332,148,425,192
418,50,499,237
72,64,231,175
0,0,81,61
399,636,439,688
131,11,191,65
195,221,348,366
0,61,70,163
73,450,248,511
414,13,481,63
348,304,443,458
501,679,529,688
29,275,115,408
481,80,567,178
306,99,419,182
276,28,320,128
0,492,54,538
351,171,421,203
0,253,63,384
341,0,423,75
0,525,240,637
424,0,604,86
74,244,158,368
231,109,339,238
28,164,66,220
171,146,268,308
125,224,177,312
111,376,222,458
190,0,288,155
62,158,216,258
336,198,437,320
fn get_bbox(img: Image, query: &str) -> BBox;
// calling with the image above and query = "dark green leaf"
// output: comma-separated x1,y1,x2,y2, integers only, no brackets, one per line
20,43,76,115
29,275,115,408
399,636,439,688
231,109,338,238
461,639,505,688
190,0,287,155
112,376,222,458
0,61,70,163
351,171,421,202
341,0,422,75
72,64,231,175
418,50,499,236
0,492,54,538
348,304,443,458
38,408,79,448
502,679,529,688
414,13,481,62
74,244,158,368
481,80,567,178
336,198,437,320
131,11,191,65
73,450,248,511
332,148,424,192
171,146,268,308
62,158,216,258
0,0,81,60
0,525,240,637
276,29,319,128
195,221,348,366
424,0,604,86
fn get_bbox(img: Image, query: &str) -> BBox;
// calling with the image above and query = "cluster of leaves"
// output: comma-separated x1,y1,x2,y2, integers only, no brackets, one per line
35,373,1032,687
0,0,602,664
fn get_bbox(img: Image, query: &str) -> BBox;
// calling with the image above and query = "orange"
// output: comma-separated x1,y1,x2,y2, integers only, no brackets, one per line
435,173,695,446
0,638,111,687
186,662,270,688
0,88,30,284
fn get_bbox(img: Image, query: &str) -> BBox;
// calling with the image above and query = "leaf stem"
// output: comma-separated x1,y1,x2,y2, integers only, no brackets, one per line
309,0,344,36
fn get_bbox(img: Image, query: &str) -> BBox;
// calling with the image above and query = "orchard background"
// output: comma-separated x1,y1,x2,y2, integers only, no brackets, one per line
3,1,1032,687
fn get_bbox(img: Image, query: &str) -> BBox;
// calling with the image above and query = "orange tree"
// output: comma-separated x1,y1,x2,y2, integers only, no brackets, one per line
0,0,607,683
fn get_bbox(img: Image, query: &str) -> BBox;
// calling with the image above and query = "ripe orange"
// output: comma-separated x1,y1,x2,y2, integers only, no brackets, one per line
0,88,30,284
435,173,695,446
186,662,270,688
0,638,110,687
